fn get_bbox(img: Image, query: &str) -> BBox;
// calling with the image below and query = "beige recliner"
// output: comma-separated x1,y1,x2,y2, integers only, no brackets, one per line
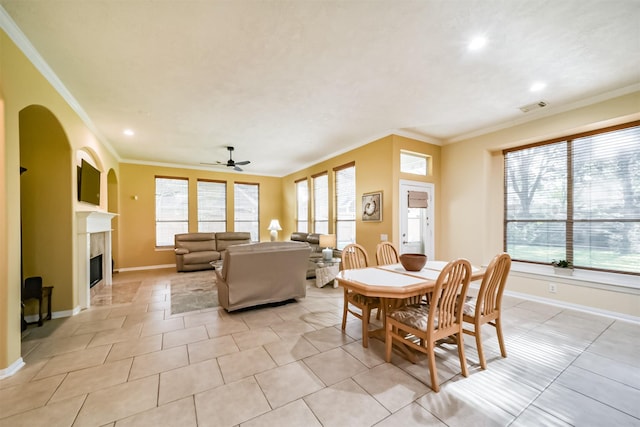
174,232,251,272
215,241,311,311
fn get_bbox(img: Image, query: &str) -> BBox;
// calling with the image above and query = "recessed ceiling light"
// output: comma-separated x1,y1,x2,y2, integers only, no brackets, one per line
468,36,487,51
123,129,135,136
530,82,546,92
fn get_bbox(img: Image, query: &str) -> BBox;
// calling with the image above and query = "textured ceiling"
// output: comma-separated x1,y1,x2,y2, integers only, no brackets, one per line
1,0,639,176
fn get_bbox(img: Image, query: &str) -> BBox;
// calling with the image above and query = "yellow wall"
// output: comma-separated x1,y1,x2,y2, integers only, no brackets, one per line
117,163,282,269
441,91,640,316
0,29,119,372
282,135,440,259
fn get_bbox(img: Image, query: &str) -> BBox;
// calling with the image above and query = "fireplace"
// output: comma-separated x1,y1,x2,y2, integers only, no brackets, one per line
89,254,103,287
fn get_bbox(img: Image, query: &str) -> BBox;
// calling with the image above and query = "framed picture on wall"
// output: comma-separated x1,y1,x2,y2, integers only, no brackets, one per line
362,191,382,222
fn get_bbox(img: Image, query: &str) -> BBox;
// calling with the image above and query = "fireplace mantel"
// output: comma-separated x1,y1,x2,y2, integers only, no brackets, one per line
77,211,117,309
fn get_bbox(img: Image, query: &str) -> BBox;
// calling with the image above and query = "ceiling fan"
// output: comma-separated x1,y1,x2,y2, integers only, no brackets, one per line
202,146,250,171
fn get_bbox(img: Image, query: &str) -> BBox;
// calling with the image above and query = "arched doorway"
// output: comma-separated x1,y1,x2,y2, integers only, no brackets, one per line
19,105,73,318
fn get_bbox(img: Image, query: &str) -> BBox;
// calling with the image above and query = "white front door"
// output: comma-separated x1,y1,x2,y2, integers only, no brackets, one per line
399,180,434,260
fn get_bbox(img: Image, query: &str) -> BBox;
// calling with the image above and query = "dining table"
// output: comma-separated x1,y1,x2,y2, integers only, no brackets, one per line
335,260,485,356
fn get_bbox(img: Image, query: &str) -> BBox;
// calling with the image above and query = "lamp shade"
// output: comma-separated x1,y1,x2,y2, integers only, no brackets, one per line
319,234,336,248
267,219,282,231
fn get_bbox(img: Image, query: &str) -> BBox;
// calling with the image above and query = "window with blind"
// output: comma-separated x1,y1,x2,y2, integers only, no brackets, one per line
313,173,329,234
335,163,356,249
296,179,308,232
234,182,259,241
197,180,226,232
155,177,189,247
504,121,640,275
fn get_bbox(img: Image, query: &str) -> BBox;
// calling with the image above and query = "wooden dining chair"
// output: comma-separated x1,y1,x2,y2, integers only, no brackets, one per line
341,243,380,348
462,252,511,369
375,241,399,265
385,258,472,392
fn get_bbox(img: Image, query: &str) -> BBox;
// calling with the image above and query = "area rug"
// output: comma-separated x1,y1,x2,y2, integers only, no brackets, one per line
170,271,218,314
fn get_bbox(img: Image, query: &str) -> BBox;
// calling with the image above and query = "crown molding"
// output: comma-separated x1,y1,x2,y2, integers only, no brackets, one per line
0,6,121,162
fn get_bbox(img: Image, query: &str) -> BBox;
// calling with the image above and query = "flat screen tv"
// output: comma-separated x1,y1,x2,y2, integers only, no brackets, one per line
77,159,101,205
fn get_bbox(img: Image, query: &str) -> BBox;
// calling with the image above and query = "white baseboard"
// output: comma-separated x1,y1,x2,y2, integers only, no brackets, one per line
116,263,175,272
0,357,25,379
24,308,78,323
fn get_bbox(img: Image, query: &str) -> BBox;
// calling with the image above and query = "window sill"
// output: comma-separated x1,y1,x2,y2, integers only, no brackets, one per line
510,262,640,294
155,246,174,252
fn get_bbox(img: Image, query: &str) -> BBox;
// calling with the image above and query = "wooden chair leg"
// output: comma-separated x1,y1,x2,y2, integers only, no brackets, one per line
495,317,507,358
427,342,439,392
362,306,370,348
475,322,486,370
384,322,393,362
341,298,348,331
457,333,469,377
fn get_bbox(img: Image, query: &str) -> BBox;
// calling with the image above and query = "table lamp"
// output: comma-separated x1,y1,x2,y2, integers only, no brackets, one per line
319,234,336,261
268,219,282,241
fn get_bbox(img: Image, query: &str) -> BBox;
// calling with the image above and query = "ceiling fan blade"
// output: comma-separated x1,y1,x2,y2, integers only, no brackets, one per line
235,160,250,166
233,165,243,172
200,162,220,166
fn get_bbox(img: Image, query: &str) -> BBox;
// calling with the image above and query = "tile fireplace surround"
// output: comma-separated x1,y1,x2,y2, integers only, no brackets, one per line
76,211,116,310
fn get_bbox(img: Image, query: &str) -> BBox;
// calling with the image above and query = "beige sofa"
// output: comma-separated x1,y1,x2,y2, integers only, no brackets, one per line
215,241,311,311
174,232,251,272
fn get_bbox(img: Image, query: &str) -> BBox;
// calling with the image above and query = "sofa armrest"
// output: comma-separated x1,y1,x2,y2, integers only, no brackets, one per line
175,248,189,255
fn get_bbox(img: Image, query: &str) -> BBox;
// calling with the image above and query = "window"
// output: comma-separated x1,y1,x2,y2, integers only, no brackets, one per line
295,179,308,232
504,122,640,275
313,173,329,234
197,180,226,232
335,163,356,249
401,151,428,175
234,182,259,241
155,177,188,247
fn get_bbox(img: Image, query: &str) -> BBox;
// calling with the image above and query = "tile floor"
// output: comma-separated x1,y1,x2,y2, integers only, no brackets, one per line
2,268,639,426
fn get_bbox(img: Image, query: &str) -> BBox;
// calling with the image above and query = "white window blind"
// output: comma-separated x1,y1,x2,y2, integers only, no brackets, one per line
198,180,226,232
313,173,329,234
505,122,640,275
155,177,188,247
335,164,356,249
401,151,428,175
296,179,308,232
234,183,259,241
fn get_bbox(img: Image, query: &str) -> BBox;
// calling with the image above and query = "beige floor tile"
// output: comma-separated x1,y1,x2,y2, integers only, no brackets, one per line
121,310,165,328
303,347,367,386
159,358,224,405
374,402,447,427
232,327,281,350
129,346,189,380
218,346,277,383
115,396,197,427
107,304,149,318
49,358,133,403
72,308,112,323
26,333,94,359
0,374,65,419
263,336,319,366
272,304,312,322
87,323,143,348
270,319,317,338
147,300,171,312
0,394,86,427
205,318,249,337
73,316,126,335
106,334,163,362
303,326,354,351
141,317,184,337
240,399,322,427
304,378,390,426
342,340,386,368
187,335,239,364
298,311,342,329
353,363,430,412
195,377,271,427
0,359,48,390
73,375,159,427
255,361,324,408
163,325,209,349
237,309,286,328
182,310,222,328
33,345,111,380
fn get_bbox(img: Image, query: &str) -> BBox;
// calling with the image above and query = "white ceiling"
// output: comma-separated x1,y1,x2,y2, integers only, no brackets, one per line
1,0,639,176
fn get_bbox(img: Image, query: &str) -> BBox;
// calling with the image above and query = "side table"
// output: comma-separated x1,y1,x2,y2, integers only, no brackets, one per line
314,258,341,288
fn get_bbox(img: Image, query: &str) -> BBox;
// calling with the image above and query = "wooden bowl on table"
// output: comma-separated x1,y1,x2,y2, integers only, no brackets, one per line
399,253,427,271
